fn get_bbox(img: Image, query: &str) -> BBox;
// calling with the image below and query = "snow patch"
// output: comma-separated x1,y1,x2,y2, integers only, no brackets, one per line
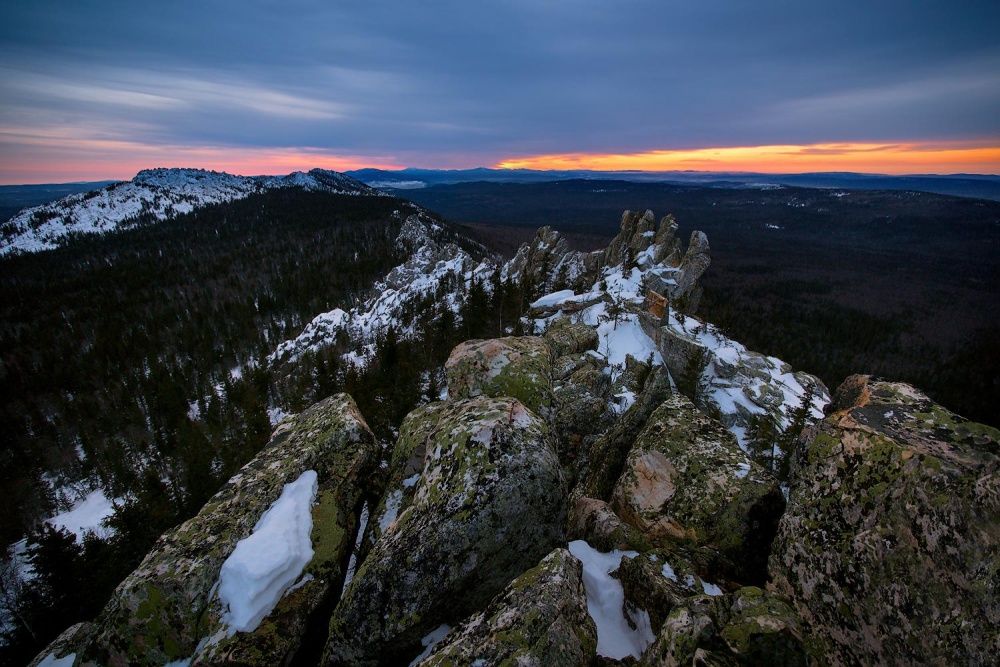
46,488,116,543
568,540,655,659
37,654,76,667
217,470,318,635
409,624,451,665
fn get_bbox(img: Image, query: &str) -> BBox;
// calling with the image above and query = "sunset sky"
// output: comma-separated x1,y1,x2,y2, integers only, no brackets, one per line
1,1,998,183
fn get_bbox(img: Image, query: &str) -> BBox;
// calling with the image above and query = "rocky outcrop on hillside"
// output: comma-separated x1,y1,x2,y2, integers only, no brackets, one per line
61,394,378,667
323,396,566,665
270,213,498,367
30,212,999,667
769,375,1000,666
508,210,710,314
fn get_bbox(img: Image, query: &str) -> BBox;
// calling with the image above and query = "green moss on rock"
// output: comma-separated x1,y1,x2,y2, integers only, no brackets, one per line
445,337,553,418
77,393,378,667
323,396,567,666
769,376,1000,666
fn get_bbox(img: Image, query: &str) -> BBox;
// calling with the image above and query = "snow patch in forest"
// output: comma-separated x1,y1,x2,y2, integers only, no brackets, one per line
46,488,116,543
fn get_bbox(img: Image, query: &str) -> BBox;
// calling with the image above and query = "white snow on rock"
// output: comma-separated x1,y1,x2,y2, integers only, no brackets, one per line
664,309,828,446
46,488,116,543
529,253,826,445
0,168,381,256
568,539,655,660
409,624,451,666
217,470,318,635
36,653,77,667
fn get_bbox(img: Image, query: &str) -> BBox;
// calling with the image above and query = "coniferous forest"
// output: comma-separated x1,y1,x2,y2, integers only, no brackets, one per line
0,188,531,664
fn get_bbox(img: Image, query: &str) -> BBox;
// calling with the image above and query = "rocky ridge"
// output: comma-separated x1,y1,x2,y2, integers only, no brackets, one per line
269,213,497,369
29,210,999,666
0,167,383,256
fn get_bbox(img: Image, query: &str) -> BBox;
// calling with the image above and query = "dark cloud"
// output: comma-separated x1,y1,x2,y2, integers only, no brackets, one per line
1,0,997,166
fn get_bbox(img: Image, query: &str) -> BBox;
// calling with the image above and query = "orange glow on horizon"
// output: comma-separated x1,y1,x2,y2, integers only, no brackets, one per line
495,142,1000,175
0,133,407,184
3,136,1000,184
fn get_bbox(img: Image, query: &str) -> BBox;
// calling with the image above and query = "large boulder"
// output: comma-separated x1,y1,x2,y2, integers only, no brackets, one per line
418,548,597,666
769,376,1000,666
445,337,553,418
567,497,650,553
323,396,567,666
544,317,600,358
610,394,785,585
74,394,378,667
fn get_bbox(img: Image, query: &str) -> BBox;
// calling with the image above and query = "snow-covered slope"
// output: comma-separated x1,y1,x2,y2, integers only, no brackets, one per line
269,213,497,368
0,167,383,256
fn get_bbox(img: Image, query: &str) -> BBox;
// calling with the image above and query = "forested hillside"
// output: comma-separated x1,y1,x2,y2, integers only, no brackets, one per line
0,187,532,664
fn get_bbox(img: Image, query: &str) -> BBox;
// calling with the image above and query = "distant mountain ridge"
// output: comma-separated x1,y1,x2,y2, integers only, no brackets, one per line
0,168,382,256
347,167,1000,201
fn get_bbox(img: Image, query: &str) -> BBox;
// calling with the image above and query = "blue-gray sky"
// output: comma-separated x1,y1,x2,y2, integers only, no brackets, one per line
1,0,998,182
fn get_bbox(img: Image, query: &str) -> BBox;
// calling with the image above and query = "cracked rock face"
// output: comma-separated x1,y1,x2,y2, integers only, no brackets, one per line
640,587,808,667
418,548,597,667
611,394,785,585
77,394,379,667
323,396,567,666
769,375,1000,667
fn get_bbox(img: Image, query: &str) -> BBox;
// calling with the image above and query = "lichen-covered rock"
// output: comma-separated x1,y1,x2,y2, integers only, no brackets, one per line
418,548,597,667
640,588,808,667
553,382,612,471
640,595,730,667
357,401,448,563
718,587,808,665
769,375,1000,666
445,337,553,418
324,396,567,666
580,366,672,502
552,357,614,477
78,394,378,667
611,394,785,585
613,554,691,630
553,351,601,381
545,317,600,358
567,497,650,553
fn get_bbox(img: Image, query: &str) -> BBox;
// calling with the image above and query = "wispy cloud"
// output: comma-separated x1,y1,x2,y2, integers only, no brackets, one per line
1,1,999,181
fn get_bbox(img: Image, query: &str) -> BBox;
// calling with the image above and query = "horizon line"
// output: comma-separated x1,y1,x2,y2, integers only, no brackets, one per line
3,165,1000,187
